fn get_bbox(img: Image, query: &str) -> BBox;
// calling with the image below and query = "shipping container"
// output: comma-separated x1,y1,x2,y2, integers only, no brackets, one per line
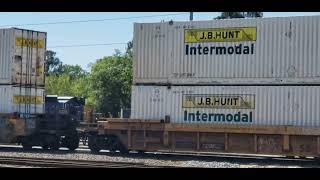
0,85,45,114
131,85,320,127
0,28,46,86
133,16,320,85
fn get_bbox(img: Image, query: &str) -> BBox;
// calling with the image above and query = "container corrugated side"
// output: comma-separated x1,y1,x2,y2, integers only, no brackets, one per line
0,28,46,86
133,16,320,85
0,85,45,114
131,85,320,128
0,29,14,84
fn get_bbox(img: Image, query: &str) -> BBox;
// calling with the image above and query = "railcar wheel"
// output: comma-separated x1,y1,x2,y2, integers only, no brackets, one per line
137,150,145,154
286,156,296,159
50,137,60,151
66,136,79,151
82,136,88,146
22,142,32,150
118,143,129,155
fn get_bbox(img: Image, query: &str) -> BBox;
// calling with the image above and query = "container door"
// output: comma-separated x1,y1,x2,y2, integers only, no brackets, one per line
13,29,46,86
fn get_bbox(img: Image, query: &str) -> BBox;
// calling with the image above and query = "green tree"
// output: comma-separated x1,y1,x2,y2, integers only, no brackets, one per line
89,44,132,117
45,50,63,75
215,12,263,19
215,12,245,19
45,73,94,106
60,64,88,78
126,41,133,58
45,74,73,96
245,12,263,18
45,42,133,112
45,53,90,100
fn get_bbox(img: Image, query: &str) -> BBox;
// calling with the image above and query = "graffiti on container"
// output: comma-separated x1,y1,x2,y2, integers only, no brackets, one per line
150,89,163,102
202,143,224,150
176,141,194,148
172,90,194,94
150,98,163,102
299,144,312,152
154,34,165,38
258,137,279,152
174,25,195,29
172,73,195,78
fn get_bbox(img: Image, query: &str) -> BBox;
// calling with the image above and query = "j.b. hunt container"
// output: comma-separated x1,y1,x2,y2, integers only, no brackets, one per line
0,85,45,114
133,15,320,85
131,85,320,128
0,28,46,86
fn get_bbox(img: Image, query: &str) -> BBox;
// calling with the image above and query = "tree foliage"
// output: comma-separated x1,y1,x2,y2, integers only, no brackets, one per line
45,50,63,75
45,41,133,117
89,43,132,116
60,64,88,78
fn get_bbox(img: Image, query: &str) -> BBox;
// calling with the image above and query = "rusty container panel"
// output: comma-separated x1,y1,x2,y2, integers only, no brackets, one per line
0,28,46,86
0,85,45,114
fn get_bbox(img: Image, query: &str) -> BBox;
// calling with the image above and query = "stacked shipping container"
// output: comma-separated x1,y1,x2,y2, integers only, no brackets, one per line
131,15,320,127
0,28,46,115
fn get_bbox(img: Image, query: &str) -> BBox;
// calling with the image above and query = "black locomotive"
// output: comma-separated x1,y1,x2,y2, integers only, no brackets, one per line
18,95,85,151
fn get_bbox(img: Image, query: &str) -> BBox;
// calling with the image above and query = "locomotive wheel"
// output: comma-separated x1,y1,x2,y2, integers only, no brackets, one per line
42,145,49,150
116,140,129,154
65,136,79,151
118,144,129,155
43,135,60,151
50,139,60,151
88,135,101,153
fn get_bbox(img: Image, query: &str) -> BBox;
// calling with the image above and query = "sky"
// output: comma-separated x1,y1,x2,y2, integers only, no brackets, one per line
0,12,319,71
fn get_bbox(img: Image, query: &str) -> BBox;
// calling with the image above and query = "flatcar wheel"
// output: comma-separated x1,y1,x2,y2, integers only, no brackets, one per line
137,150,145,154
88,135,101,153
82,136,88,146
22,142,32,150
118,143,129,155
286,156,295,159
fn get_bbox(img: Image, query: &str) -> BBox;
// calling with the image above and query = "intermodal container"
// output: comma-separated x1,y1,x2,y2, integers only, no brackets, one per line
0,28,46,86
0,85,45,114
133,16,320,85
131,85,320,127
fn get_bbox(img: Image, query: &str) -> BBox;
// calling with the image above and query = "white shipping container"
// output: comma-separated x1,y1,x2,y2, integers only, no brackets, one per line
131,85,320,128
0,85,45,114
133,16,320,85
0,28,46,86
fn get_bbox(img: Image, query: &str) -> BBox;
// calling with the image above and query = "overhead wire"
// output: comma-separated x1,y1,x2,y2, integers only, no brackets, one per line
48,43,127,48
0,12,188,27
2,13,189,49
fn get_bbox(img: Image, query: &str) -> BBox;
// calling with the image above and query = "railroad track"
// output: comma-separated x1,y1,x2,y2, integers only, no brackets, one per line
0,145,319,167
0,156,173,168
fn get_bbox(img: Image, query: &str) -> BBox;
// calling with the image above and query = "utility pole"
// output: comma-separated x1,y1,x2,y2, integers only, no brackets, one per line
190,12,193,21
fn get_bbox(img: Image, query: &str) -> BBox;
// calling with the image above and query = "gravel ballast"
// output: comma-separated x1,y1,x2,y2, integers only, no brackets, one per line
0,148,316,168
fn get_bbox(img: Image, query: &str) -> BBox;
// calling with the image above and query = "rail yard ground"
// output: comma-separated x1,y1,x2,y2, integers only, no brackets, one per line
0,144,319,168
